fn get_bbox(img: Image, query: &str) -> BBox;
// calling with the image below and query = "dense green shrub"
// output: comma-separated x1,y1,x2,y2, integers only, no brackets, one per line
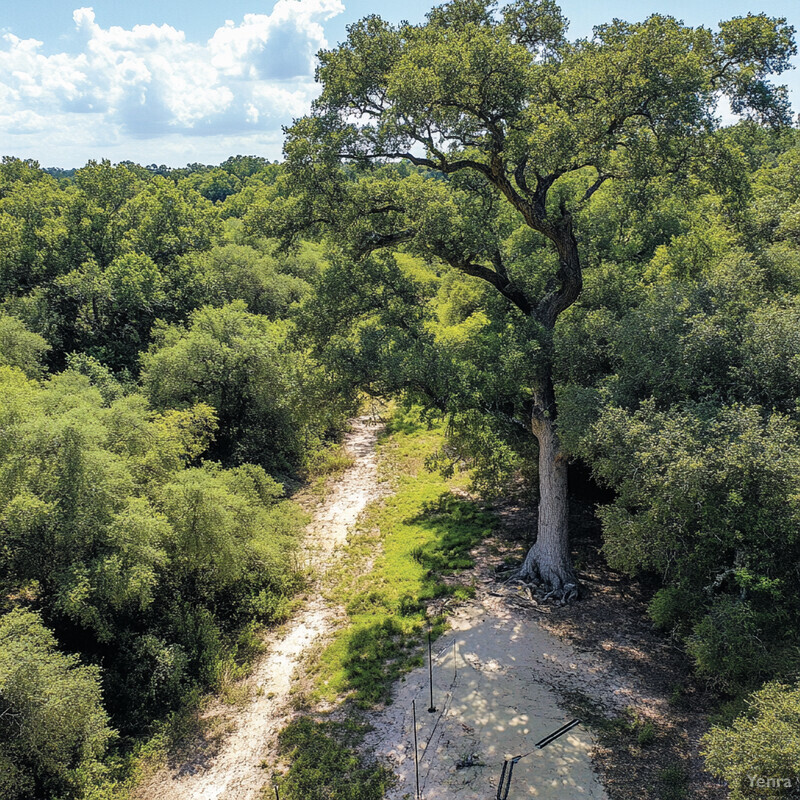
703,681,800,799
0,364,305,729
580,401,800,689
141,301,346,472
686,598,771,690
647,587,695,633
0,609,113,800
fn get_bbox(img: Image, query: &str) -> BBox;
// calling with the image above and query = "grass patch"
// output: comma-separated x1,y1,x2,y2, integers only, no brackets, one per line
308,409,495,709
311,443,355,478
636,720,656,747
272,717,393,800
657,766,687,800
301,440,357,496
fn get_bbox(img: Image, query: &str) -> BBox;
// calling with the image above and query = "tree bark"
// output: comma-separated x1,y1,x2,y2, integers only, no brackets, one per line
518,378,579,600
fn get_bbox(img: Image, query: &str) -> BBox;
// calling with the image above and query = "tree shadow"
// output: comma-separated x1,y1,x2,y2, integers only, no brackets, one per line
338,491,494,709
406,492,494,574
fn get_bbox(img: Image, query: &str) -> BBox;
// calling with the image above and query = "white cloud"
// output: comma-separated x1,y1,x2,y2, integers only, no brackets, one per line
0,0,344,164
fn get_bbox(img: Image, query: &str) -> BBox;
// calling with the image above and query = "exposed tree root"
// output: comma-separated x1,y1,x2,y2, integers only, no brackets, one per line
501,567,580,605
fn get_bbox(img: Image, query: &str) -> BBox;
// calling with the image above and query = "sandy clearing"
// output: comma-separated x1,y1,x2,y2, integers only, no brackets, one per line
365,598,609,800
136,416,387,800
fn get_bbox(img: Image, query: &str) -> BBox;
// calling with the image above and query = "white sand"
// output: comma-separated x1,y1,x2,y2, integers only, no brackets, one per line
366,601,608,799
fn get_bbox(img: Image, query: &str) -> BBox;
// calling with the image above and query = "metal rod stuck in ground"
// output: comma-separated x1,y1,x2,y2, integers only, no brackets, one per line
427,631,436,713
495,719,583,798
496,755,521,800
412,699,420,799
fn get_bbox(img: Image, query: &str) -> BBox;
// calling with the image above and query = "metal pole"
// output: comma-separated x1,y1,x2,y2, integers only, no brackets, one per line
496,756,521,800
427,631,436,713
494,719,582,799
453,639,457,681
274,784,280,800
535,718,581,749
496,759,508,800
412,699,421,800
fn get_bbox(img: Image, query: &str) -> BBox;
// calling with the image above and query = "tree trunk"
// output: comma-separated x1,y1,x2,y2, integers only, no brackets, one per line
519,408,579,600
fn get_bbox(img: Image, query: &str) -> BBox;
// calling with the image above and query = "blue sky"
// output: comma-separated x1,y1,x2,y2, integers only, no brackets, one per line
1,0,798,167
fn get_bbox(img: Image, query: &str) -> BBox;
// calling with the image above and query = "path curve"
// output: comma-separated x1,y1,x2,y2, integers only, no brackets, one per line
137,416,386,800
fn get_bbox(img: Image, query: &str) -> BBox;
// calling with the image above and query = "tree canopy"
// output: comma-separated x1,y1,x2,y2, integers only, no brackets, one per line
258,0,796,596
1,2,800,795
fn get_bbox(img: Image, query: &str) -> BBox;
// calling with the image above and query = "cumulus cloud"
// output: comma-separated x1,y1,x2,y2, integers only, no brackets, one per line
0,0,343,163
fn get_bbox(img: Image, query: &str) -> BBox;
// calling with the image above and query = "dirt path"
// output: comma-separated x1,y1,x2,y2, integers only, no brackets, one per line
137,416,387,800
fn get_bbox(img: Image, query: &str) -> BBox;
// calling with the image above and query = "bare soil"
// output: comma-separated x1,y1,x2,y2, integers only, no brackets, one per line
363,598,608,799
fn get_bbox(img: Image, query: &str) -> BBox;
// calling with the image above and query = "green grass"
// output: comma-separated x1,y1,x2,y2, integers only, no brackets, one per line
303,440,356,495
306,408,495,708
657,766,688,800
274,409,495,799
272,718,393,800
636,720,657,747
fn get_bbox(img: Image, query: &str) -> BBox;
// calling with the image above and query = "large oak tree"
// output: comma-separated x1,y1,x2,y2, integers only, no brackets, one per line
272,0,795,597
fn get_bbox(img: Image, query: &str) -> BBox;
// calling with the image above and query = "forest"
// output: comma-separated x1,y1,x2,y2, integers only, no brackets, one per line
1,1,800,798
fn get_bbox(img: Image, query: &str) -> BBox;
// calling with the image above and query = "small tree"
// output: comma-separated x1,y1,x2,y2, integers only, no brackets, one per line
270,0,795,595
140,301,339,472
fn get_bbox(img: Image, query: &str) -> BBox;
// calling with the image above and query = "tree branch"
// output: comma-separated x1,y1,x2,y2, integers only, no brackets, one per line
449,255,532,316
579,173,613,205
